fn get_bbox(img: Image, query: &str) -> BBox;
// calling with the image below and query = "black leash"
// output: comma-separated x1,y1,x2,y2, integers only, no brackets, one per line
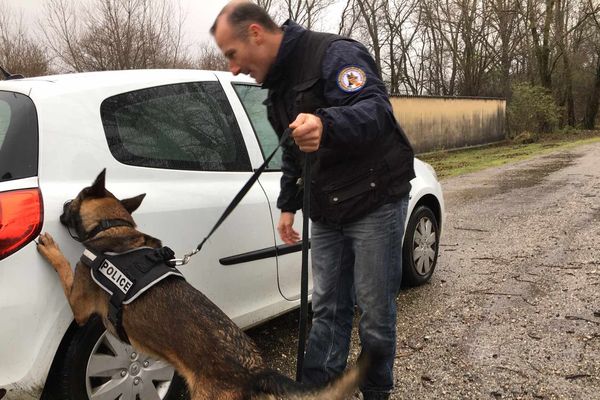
196,129,291,254
296,152,311,382
170,128,291,266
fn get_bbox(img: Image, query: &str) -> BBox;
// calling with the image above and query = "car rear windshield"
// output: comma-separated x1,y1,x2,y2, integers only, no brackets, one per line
0,91,38,182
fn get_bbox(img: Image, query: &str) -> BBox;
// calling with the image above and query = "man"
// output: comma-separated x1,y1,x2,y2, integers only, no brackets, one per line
211,2,415,399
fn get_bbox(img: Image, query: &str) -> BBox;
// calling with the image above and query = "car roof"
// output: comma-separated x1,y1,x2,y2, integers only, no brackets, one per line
0,69,256,98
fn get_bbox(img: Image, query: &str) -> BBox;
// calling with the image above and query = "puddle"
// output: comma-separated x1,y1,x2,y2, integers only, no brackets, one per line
453,152,578,202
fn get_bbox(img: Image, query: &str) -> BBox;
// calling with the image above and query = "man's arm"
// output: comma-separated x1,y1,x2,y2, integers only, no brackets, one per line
315,40,397,149
289,39,397,152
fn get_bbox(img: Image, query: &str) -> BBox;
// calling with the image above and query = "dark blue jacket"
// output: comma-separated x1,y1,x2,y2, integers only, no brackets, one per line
263,21,415,224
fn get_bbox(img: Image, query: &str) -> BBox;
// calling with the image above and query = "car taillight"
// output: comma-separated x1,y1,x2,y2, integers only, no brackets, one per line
0,188,43,260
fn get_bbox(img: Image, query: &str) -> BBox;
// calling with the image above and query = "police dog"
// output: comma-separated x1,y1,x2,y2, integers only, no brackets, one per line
36,170,367,400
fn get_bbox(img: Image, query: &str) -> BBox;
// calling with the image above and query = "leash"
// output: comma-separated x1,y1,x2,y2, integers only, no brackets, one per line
169,128,291,266
296,152,311,382
169,127,312,382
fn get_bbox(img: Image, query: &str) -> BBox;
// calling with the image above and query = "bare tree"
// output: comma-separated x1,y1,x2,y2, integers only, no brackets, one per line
337,0,360,37
194,41,229,71
251,0,335,27
489,0,524,99
460,0,497,95
354,0,387,75
526,0,557,89
555,0,576,125
420,0,461,95
381,0,422,94
0,1,50,78
252,0,287,23
254,0,277,14
554,0,599,125
42,0,191,72
283,0,336,29
582,0,600,128
243,0,600,126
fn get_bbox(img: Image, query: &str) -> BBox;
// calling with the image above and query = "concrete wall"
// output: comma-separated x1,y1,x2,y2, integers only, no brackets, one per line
390,95,506,154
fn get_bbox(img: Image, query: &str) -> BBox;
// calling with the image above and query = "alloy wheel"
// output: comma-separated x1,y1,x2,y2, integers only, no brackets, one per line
86,331,175,400
412,216,437,276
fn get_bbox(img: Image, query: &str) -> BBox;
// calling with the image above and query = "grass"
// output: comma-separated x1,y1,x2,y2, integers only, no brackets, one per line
419,130,600,179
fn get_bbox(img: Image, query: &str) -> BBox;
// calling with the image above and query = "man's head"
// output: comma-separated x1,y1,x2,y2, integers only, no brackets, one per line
211,1,282,84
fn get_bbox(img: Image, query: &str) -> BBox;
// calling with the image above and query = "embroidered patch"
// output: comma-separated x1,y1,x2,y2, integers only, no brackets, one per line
337,66,367,93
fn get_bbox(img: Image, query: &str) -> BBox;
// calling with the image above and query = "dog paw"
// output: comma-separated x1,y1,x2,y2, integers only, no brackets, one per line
36,233,64,262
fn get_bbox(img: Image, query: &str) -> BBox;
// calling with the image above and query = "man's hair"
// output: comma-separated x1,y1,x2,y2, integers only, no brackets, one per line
210,2,279,38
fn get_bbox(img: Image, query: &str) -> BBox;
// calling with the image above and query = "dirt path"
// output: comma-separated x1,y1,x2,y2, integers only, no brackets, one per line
247,142,600,399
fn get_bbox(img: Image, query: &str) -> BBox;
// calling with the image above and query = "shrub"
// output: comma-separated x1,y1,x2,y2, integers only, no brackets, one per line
512,130,539,144
507,83,561,137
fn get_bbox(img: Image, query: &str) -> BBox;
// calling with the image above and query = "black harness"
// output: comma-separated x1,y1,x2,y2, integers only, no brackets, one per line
80,246,185,343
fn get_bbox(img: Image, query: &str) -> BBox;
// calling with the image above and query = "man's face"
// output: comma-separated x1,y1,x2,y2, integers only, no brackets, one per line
214,18,271,84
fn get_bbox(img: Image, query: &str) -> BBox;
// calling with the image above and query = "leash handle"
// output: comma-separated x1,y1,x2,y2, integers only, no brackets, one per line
170,128,290,266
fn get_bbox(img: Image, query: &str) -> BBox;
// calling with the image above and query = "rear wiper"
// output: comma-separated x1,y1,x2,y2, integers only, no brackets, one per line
0,66,24,80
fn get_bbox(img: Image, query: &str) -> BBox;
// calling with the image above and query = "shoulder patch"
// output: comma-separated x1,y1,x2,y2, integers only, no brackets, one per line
337,66,367,93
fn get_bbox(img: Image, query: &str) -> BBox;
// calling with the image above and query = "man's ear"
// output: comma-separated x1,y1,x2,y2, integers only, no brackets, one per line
120,194,146,214
89,169,107,197
248,23,263,44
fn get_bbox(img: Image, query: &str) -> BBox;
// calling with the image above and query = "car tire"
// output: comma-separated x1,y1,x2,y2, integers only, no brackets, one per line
402,205,439,286
44,316,189,400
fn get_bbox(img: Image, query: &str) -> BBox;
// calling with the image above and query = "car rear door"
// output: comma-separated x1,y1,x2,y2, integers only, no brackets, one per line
37,73,286,329
101,77,285,328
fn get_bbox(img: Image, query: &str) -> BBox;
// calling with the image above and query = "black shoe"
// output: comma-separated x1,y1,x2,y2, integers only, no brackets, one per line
362,391,391,400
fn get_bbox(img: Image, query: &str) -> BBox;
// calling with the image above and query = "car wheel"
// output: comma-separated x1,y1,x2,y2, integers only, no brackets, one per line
45,316,188,400
402,205,439,286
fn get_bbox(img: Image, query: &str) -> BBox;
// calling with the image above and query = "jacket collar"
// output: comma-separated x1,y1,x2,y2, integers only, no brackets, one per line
262,20,306,89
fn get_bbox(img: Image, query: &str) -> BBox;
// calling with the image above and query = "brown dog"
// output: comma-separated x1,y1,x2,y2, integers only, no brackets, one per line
36,170,367,400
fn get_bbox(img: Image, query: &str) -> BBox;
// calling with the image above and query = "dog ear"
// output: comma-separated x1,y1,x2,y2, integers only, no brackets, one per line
120,194,146,214
89,169,107,197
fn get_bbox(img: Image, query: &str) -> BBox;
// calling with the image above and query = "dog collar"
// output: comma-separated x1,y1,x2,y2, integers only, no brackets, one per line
67,218,134,243
84,219,134,241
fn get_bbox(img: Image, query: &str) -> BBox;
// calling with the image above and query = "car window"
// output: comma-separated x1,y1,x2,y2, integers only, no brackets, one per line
0,101,9,145
0,91,38,182
233,84,282,170
101,82,251,172
0,100,11,142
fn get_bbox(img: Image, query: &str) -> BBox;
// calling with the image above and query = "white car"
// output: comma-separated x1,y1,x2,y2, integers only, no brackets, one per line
0,69,444,400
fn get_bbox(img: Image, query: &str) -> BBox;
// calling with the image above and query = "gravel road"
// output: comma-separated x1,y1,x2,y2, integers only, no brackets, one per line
246,141,600,400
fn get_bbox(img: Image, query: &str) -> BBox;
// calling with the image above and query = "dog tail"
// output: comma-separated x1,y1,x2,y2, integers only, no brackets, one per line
301,351,370,399
252,351,371,400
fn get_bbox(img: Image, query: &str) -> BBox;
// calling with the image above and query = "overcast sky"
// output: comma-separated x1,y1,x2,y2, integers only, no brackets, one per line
13,0,232,46
10,0,345,66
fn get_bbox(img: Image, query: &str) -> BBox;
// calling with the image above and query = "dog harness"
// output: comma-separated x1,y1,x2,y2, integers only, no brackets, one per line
80,246,185,343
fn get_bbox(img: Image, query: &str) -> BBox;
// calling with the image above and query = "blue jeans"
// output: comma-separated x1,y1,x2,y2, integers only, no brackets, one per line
302,197,408,396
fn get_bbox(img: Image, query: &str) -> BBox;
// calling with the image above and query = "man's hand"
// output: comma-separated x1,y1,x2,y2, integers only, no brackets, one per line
289,113,323,153
278,211,300,244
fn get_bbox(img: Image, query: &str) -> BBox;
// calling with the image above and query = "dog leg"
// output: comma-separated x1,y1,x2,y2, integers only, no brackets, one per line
37,233,99,325
37,233,74,298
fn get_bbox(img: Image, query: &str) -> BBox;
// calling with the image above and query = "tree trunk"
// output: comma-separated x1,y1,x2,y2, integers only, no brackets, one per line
562,57,576,126
529,0,555,89
555,0,575,126
583,57,600,129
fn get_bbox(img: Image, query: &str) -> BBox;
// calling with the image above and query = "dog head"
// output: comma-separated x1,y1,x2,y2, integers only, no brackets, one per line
61,169,146,242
